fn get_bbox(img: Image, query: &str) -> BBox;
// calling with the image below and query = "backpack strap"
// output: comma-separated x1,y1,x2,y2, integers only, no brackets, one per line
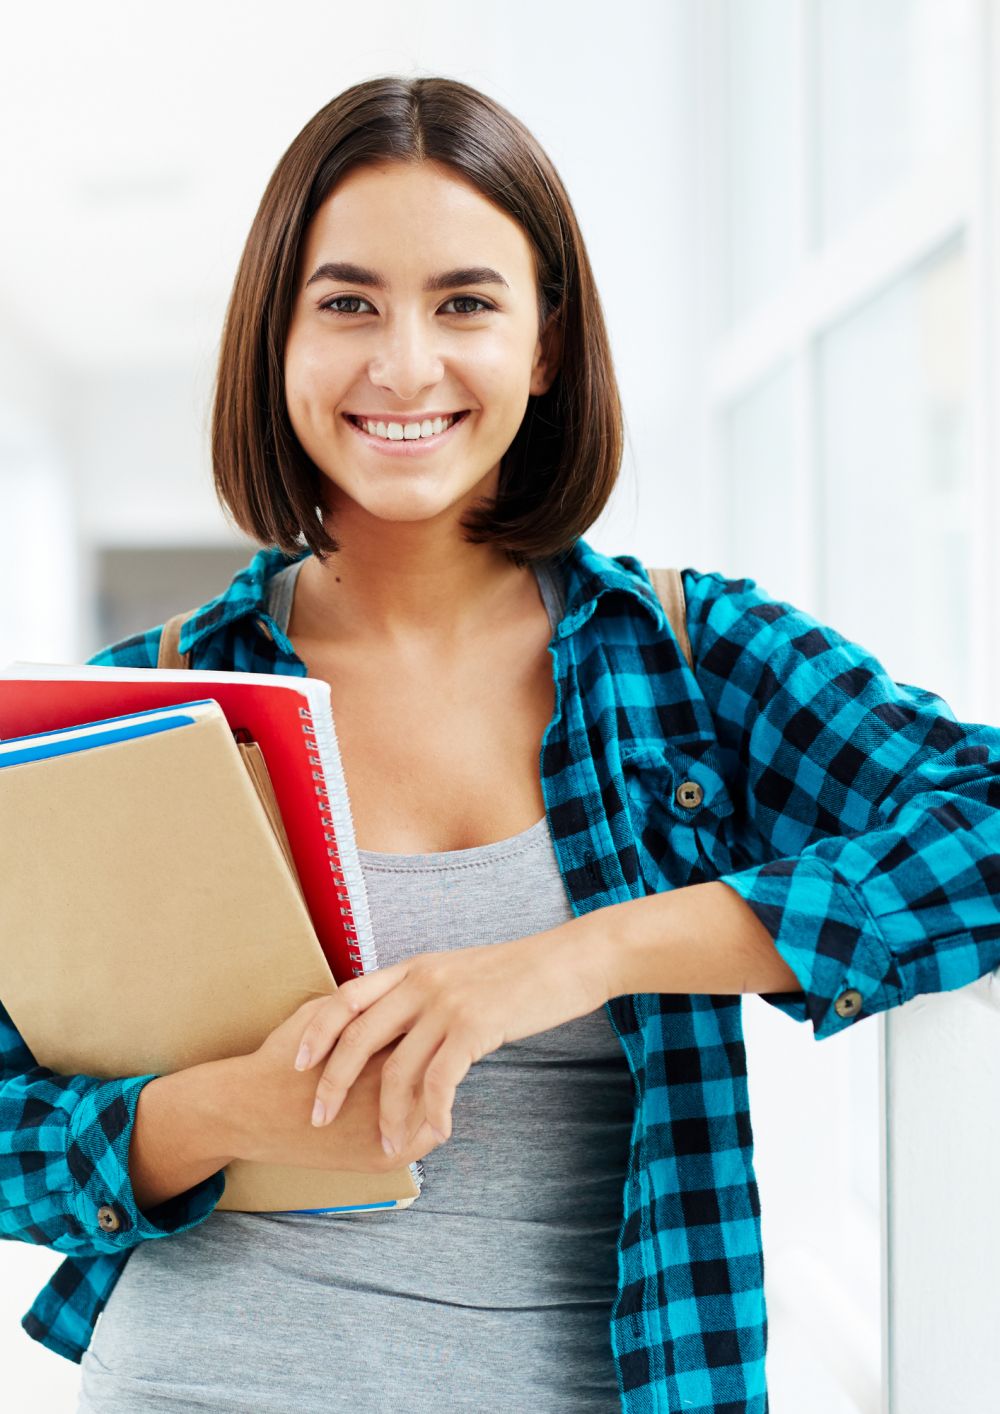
646,567,693,670
156,611,196,669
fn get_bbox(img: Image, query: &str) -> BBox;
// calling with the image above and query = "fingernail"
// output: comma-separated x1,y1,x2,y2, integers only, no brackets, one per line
294,1044,311,1071
431,1127,447,1144
381,1133,396,1157
311,1099,326,1126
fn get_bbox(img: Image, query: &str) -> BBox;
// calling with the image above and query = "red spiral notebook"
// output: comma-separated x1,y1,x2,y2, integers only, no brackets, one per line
0,660,375,987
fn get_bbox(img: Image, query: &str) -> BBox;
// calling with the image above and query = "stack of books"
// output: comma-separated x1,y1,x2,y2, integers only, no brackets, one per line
0,661,423,1215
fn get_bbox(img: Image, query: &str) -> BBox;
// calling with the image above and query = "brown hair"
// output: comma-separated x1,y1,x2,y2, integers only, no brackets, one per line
211,75,623,566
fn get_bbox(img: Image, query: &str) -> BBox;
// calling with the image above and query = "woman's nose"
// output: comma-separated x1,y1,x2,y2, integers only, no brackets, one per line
367,310,445,395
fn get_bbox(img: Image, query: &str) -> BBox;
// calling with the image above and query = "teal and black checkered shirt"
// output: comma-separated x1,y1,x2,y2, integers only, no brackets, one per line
6,535,1000,1412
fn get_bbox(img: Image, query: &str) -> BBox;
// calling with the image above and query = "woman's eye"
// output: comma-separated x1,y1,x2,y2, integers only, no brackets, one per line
319,295,494,318
320,295,375,316
441,295,493,316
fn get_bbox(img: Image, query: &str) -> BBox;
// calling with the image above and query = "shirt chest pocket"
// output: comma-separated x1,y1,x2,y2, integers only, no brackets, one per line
619,741,739,882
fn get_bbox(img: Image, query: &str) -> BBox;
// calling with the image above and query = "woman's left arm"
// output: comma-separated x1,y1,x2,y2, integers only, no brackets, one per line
573,878,803,1001
629,567,1000,1043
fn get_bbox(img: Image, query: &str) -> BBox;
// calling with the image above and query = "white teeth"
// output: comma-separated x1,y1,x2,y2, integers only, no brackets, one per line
356,414,458,441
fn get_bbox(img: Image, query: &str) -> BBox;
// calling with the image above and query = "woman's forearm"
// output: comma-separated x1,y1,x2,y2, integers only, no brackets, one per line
129,1058,241,1214
569,880,802,1001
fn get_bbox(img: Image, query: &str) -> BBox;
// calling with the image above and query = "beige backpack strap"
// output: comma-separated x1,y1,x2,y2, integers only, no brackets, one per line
156,611,196,669
646,567,693,670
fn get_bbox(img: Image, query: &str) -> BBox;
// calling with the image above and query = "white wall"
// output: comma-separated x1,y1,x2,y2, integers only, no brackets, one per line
0,304,79,666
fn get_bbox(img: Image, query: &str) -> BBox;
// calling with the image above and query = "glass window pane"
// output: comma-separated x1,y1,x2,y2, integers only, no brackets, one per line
816,0,974,242
723,0,799,326
817,237,971,714
724,359,802,601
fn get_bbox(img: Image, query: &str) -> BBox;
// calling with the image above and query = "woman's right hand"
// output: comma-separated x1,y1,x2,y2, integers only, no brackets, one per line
222,997,447,1175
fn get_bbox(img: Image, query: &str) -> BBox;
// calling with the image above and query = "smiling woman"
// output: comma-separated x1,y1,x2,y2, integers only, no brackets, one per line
211,80,621,574
73,73,639,1414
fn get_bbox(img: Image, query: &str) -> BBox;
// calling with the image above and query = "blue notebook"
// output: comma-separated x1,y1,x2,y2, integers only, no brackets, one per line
0,700,221,768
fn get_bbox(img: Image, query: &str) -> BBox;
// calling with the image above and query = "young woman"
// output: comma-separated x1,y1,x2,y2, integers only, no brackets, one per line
4,75,999,1414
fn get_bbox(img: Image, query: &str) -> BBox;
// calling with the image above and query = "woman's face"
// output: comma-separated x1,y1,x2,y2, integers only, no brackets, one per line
283,159,560,534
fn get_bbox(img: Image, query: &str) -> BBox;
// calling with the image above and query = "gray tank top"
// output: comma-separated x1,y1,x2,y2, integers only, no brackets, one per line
77,558,633,1414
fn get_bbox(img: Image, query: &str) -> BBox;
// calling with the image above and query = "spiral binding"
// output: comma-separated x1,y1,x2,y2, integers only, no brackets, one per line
296,701,378,979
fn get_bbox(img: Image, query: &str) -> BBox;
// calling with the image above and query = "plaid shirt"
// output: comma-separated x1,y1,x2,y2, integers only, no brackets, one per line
6,535,1000,1412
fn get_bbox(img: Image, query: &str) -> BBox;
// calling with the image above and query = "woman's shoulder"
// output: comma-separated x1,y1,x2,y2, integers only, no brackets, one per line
84,545,305,670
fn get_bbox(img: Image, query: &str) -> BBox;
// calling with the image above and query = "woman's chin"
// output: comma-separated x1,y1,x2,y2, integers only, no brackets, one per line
331,489,469,527
317,462,501,528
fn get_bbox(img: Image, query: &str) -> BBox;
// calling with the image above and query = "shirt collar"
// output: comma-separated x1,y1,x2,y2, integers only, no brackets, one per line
177,545,310,655
554,538,665,637
176,536,664,656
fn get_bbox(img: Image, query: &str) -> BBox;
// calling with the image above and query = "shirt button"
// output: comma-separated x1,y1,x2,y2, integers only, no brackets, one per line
675,781,704,810
834,988,863,1019
97,1204,122,1233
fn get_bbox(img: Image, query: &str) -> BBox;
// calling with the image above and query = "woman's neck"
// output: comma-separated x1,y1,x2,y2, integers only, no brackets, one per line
289,528,533,654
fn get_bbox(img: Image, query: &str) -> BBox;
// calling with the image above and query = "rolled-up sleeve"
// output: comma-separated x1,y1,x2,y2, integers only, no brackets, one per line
0,1002,226,1256
683,567,1000,1041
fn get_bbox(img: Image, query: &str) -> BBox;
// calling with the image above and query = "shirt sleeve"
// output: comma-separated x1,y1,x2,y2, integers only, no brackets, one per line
682,567,1000,1041
0,1002,226,1256
0,628,225,1255
86,625,163,670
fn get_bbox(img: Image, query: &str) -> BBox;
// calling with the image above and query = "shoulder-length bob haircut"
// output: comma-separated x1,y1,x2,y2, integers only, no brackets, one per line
212,75,624,566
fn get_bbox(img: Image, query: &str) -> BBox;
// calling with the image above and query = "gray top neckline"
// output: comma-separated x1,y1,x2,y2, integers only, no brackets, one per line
265,555,566,868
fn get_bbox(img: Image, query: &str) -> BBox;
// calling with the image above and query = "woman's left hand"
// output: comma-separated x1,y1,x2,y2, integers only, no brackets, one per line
290,926,611,1160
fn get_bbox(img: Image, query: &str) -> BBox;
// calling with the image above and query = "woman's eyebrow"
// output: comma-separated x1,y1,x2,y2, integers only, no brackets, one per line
304,261,510,292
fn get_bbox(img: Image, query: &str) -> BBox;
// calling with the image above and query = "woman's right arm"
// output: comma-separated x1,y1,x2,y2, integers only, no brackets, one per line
0,1020,421,1262
130,1037,444,1213
130,1040,440,1215
1,1038,419,1264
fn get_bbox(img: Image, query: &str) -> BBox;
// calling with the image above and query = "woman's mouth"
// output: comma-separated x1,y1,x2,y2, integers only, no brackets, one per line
343,410,471,457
